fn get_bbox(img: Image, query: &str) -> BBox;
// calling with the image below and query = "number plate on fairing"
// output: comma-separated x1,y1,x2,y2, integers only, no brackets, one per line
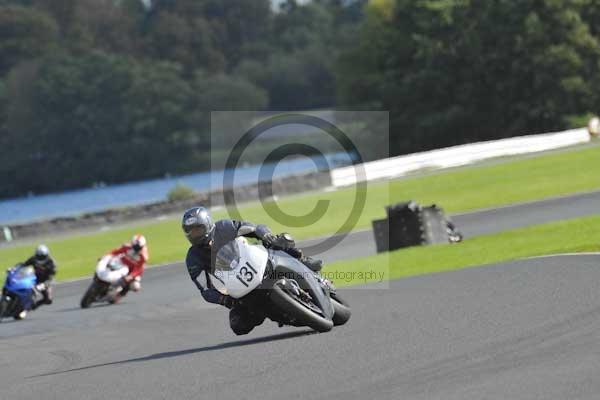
212,237,269,298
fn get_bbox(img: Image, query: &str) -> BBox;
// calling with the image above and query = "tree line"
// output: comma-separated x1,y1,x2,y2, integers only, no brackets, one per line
337,0,600,155
1,0,599,198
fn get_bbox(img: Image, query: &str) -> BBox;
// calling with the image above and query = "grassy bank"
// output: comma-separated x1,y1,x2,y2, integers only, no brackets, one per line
228,142,600,238
1,144,599,281
325,215,600,287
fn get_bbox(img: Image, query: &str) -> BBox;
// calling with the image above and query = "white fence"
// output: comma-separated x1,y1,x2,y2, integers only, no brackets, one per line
330,128,591,187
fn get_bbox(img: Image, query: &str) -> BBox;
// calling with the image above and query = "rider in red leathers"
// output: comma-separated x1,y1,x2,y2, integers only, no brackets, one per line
109,234,148,303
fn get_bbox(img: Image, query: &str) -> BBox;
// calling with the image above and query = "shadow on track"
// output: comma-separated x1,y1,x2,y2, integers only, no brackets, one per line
56,307,83,313
56,303,114,313
29,329,316,378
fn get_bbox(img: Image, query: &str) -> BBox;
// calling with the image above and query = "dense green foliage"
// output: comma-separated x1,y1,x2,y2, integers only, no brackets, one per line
167,182,197,202
0,0,363,197
2,0,600,198
337,0,600,154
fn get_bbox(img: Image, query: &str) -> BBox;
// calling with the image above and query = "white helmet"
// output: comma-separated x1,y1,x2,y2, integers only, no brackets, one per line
35,244,50,261
131,234,147,253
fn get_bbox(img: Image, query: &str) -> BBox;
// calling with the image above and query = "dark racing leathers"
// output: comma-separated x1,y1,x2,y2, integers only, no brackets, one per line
23,256,56,309
185,219,314,335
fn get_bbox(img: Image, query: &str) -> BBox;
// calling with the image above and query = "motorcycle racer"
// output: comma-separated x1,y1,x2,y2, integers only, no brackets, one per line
109,234,148,303
22,244,56,311
182,206,323,335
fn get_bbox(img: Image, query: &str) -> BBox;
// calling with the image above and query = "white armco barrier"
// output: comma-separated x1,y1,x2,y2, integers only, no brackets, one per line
331,127,591,187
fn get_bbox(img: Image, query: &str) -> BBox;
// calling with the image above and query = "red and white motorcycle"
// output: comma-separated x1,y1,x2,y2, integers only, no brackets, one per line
80,255,130,308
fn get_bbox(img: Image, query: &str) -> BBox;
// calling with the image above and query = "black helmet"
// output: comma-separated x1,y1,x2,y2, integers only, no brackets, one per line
182,207,215,246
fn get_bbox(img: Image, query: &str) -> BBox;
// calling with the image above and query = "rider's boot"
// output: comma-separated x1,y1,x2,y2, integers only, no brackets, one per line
109,284,129,304
301,256,323,272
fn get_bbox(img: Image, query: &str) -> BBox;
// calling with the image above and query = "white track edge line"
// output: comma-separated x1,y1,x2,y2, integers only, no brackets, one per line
526,252,600,260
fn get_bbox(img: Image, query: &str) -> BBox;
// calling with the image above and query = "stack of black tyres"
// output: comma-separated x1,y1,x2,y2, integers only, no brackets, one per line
372,201,452,253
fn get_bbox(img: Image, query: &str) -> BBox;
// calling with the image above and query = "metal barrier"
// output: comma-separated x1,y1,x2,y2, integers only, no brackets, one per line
332,128,590,187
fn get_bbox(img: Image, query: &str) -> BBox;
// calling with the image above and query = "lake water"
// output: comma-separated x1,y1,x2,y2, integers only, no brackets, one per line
0,153,352,225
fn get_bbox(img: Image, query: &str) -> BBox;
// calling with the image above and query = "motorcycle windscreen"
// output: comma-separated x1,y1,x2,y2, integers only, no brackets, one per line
8,266,36,290
211,238,268,299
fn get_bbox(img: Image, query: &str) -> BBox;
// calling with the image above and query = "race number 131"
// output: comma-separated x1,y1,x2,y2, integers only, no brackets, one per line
236,262,257,287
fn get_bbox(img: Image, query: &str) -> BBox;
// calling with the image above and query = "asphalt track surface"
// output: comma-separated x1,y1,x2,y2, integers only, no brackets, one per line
1,191,599,399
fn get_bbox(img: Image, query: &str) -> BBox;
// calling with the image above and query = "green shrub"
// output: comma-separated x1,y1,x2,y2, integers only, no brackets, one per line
167,183,197,202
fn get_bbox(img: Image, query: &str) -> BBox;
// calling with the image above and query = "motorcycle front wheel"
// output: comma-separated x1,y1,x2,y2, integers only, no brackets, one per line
80,280,100,309
330,292,351,326
0,296,9,321
269,284,333,333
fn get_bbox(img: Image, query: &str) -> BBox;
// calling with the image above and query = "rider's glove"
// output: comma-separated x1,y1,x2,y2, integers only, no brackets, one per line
220,296,238,309
262,233,295,250
35,283,47,292
261,233,277,248
203,289,237,308
202,288,222,304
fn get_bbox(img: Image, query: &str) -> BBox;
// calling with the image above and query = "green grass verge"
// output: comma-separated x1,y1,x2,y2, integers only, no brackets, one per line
324,215,600,287
1,144,599,281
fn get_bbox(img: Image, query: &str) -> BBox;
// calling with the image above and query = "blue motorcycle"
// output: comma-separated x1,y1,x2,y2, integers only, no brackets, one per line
0,264,37,321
